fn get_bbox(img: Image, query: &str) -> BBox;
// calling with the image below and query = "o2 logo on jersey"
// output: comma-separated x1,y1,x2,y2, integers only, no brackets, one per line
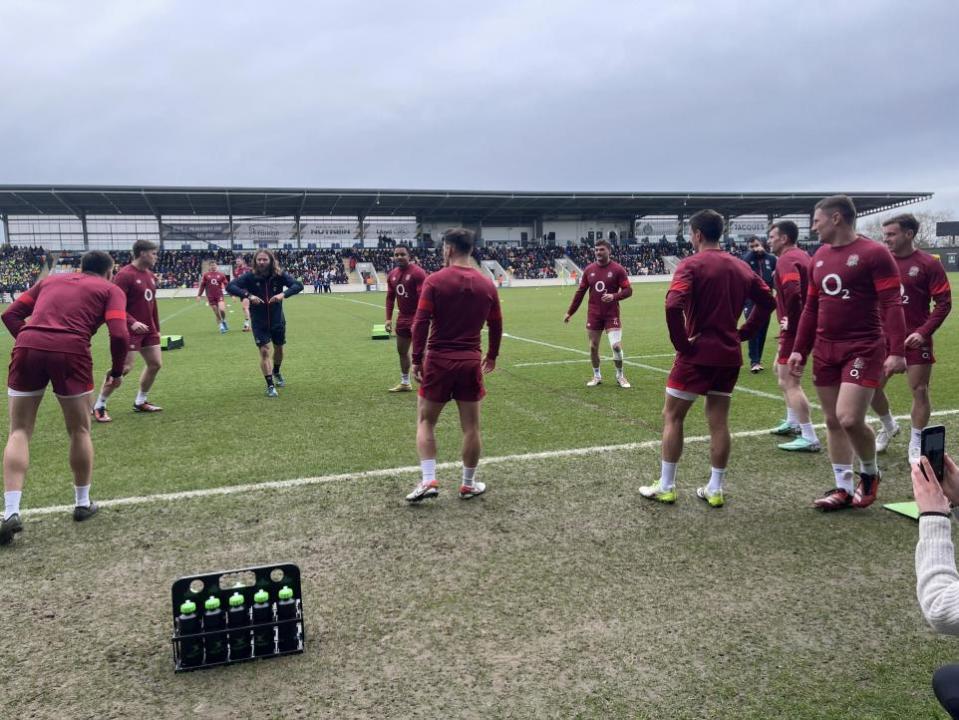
211,278,219,287
821,273,850,300
594,281,607,293
849,357,865,379
395,283,407,297
900,284,910,305
144,288,154,302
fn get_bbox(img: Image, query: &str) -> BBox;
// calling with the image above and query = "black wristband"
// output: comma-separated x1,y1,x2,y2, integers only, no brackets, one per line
920,511,951,518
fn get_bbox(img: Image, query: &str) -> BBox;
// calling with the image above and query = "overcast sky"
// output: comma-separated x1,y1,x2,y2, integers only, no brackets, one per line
1,0,956,213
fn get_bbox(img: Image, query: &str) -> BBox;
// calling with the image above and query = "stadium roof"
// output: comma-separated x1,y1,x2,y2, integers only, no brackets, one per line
0,185,932,224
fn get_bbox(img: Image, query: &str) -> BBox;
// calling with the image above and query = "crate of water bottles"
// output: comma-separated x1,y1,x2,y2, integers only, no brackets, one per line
170,562,305,671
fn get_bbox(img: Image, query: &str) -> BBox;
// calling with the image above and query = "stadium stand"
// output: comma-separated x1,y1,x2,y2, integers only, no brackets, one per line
0,245,48,295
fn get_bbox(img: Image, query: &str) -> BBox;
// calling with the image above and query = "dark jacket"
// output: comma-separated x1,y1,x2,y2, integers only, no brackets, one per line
227,271,303,327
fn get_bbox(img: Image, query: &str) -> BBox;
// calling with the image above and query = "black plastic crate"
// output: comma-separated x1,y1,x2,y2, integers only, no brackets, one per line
171,562,305,672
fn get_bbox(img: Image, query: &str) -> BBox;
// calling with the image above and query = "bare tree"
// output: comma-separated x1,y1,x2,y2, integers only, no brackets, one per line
858,208,953,247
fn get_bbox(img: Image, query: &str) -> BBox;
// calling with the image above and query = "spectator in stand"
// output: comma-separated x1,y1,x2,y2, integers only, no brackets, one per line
0,246,48,298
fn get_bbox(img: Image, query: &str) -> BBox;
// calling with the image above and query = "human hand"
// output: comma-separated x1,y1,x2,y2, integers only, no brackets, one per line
787,352,804,378
883,354,907,377
563,314,571,324
482,355,496,374
248,295,264,305
269,293,285,304
601,293,615,303
385,320,393,334
130,321,149,335
912,456,951,515
412,364,423,384
905,332,925,350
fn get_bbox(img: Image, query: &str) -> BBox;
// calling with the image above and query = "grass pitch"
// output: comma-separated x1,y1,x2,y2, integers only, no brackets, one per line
2,281,959,718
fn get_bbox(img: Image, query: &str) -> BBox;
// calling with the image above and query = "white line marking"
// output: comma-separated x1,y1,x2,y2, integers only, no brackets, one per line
24,409,959,516
330,296,384,310
159,301,201,324
514,354,675,368
503,332,784,401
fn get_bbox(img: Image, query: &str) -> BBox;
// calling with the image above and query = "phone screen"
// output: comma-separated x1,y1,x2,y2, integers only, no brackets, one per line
921,426,946,483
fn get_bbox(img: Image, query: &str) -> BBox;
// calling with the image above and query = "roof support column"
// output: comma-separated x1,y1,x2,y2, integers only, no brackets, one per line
229,215,235,250
80,214,89,251
156,215,163,251
358,215,365,247
533,217,544,244
294,215,301,250
1,214,9,246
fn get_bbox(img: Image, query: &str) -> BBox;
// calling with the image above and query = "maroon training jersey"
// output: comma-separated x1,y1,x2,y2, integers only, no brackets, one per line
774,246,811,334
895,250,952,338
793,236,906,357
114,264,160,333
566,261,632,320
198,271,228,300
386,263,428,320
1,273,129,373
411,266,503,364
665,249,776,367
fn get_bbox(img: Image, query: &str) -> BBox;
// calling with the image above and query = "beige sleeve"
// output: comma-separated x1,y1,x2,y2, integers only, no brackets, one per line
916,515,959,635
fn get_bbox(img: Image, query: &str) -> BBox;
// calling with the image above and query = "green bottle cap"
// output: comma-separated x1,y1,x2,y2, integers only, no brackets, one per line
253,589,269,604
229,592,245,608
204,596,221,611
278,586,294,601
180,600,197,615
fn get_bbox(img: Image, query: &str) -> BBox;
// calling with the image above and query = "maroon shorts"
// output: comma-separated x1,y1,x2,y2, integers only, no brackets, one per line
886,337,935,366
666,358,740,397
812,339,885,388
207,295,224,307
128,332,161,351
418,356,485,403
394,315,414,339
586,313,621,332
777,333,798,365
7,347,94,397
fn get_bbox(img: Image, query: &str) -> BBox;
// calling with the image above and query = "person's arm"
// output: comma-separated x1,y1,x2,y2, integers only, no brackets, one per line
778,260,803,334
486,291,503,361
873,252,907,356
664,264,693,354
113,272,137,331
1,281,41,337
917,263,952,339
385,277,396,321
792,281,820,360
197,274,207,297
612,269,632,301
411,281,434,365
226,273,250,298
565,273,589,317
916,515,959,635
282,272,304,298
104,286,130,377
738,275,775,341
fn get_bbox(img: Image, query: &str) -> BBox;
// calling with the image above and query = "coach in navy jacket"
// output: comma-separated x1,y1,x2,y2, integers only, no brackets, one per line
741,235,776,371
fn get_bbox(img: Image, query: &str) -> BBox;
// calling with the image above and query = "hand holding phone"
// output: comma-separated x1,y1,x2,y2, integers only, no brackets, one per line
921,426,946,483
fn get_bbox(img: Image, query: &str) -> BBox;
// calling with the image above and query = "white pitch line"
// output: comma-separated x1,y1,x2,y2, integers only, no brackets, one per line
514,355,675,368
503,332,784,401
330,296,384,310
159,301,201,324
24,409,959,517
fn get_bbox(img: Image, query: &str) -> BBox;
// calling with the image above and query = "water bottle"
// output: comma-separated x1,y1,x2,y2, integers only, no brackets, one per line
276,585,299,652
252,588,275,656
177,599,202,668
202,596,226,663
227,591,251,661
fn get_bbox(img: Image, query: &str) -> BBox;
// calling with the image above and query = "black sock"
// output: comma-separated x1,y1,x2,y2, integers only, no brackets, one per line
272,364,281,376
265,374,274,388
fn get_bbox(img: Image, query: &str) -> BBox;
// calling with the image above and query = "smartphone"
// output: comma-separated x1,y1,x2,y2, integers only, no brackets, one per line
921,425,946,483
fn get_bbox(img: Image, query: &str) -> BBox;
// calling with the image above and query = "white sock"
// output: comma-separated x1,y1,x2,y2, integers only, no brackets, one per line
94,394,108,410
401,374,410,385
135,391,148,405
800,422,818,443
786,406,797,426
462,466,476,487
660,460,677,490
832,464,854,493
911,426,923,449
879,413,897,432
616,367,624,379
74,485,90,508
593,366,601,379
420,458,436,485
860,457,878,476
707,467,726,494
4,490,22,519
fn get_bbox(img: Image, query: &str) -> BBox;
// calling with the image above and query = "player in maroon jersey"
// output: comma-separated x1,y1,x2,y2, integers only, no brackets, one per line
384,245,428,392
869,214,952,459
767,220,821,452
197,260,230,333
0,251,129,546
405,228,502,503
234,257,252,332
92,239,164,422
789,195,907,510
639,210,775,508
564,239,633,388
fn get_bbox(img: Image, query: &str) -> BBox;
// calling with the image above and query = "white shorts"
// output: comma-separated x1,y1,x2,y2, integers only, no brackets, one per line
607,329,623,347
